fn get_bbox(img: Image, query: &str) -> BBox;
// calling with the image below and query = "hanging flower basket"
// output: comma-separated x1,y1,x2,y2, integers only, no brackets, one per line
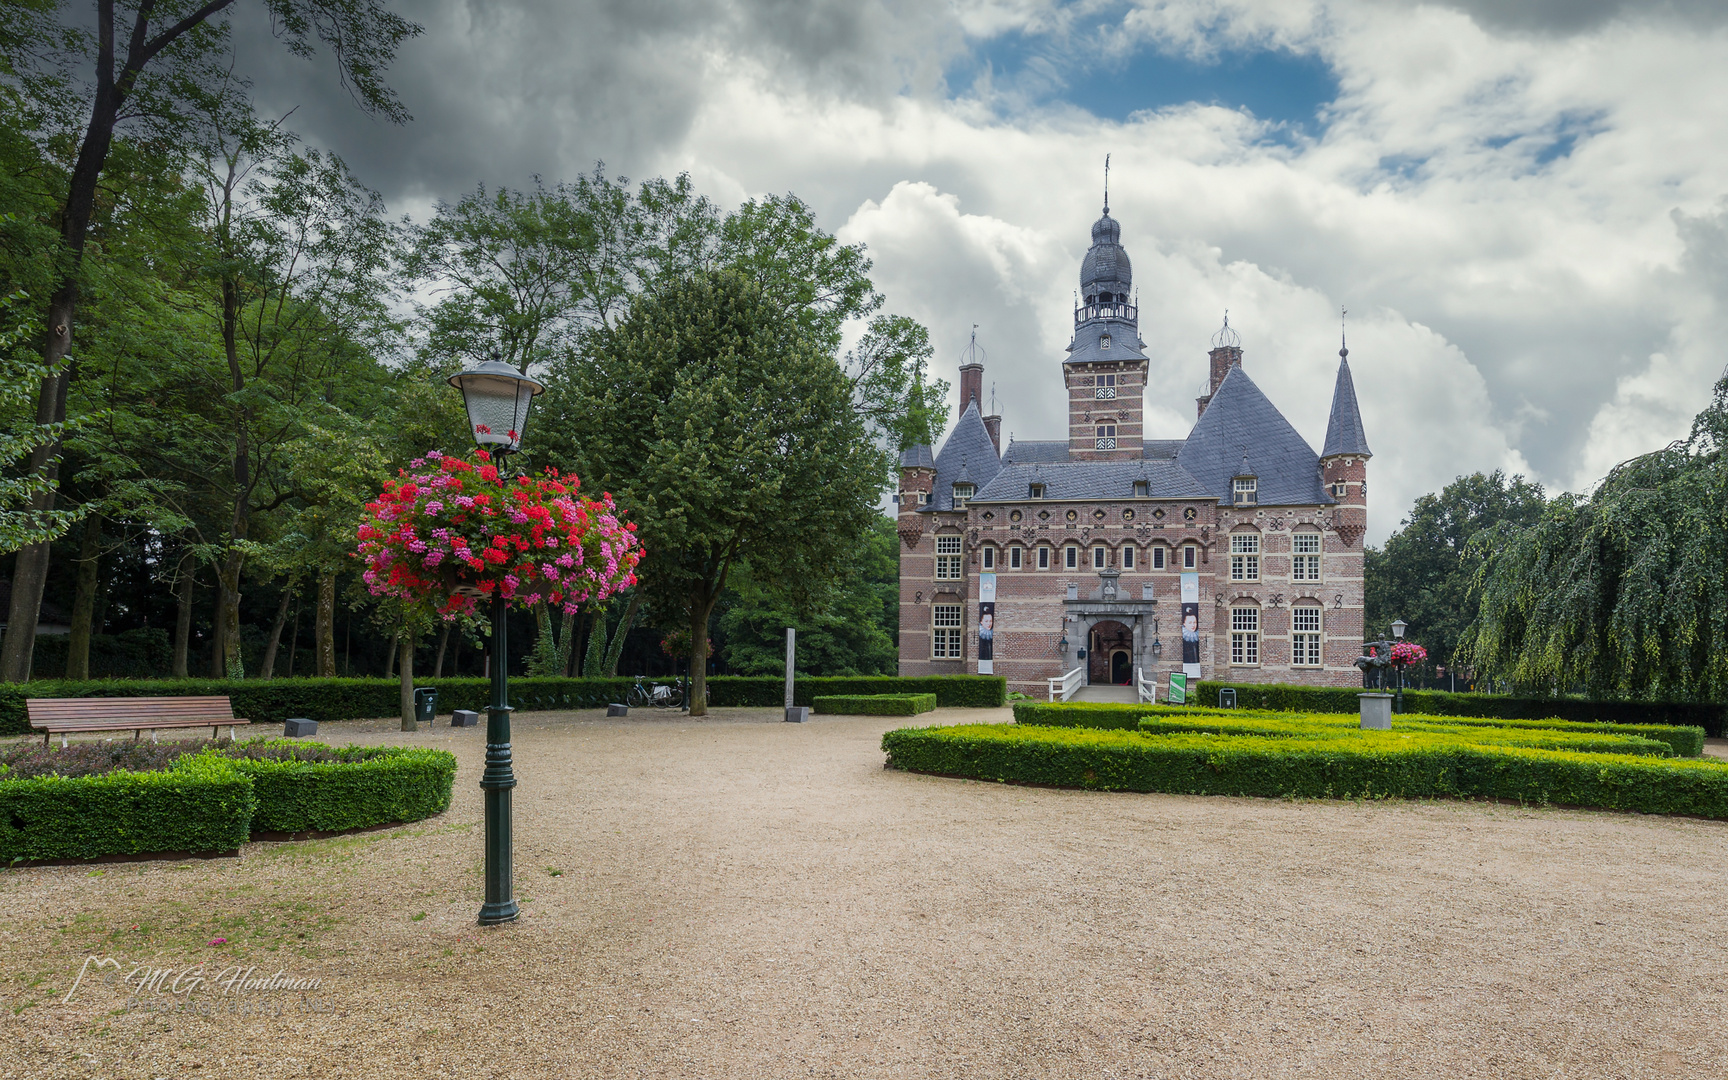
357,449,641,618
1389,641,1428,667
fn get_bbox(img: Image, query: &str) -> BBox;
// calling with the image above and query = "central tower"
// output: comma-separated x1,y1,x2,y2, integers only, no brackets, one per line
1064,199,1150,460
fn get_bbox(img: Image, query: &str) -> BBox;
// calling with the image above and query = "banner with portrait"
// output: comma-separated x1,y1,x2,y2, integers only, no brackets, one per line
1180,572,1201,677
977,573,996,674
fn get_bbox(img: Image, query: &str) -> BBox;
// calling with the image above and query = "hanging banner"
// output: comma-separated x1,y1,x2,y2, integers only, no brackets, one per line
1180,571,1200,677
977,572,996,674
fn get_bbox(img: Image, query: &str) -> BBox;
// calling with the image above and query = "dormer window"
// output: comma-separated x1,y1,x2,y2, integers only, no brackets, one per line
952,483,974,508
1100,334,1112,350
917,491,928,505
1028,483,1045,499
1234,476,1258,505
1132,480,1149,498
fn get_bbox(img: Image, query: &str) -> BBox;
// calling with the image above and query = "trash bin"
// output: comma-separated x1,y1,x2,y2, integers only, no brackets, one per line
1218,688,1237,709
414,687,439,725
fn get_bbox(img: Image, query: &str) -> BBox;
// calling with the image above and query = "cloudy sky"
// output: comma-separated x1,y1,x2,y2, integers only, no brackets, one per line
238,0,1728,542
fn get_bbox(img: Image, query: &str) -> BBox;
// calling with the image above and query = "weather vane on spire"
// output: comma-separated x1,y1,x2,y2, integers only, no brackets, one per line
1103,153,1111,213
1340,306,1349,360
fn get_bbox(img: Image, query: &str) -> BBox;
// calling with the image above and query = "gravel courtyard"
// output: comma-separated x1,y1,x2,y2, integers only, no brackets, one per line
3,706,1726,1079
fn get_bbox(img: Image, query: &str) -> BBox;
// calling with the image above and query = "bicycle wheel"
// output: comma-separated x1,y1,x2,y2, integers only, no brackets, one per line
662,685,684,710
626,684,650,708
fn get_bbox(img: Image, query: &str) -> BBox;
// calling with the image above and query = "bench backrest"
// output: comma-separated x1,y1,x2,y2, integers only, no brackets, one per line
26,696,237,725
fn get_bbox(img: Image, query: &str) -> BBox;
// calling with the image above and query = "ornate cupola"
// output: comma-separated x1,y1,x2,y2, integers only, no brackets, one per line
1064,163,1150,462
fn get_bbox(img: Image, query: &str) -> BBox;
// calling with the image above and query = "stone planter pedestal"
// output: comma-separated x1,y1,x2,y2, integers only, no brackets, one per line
1358,693,1393,730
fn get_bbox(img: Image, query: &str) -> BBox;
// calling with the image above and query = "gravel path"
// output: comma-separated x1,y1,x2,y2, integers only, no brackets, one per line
3,706,1726,1078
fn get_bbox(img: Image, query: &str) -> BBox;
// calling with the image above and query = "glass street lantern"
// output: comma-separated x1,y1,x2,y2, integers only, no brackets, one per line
448,355,546,454
1390,618,1407,640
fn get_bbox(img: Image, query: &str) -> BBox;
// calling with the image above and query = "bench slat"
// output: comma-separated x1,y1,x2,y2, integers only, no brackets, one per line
36,718,252,732
26,695,243,735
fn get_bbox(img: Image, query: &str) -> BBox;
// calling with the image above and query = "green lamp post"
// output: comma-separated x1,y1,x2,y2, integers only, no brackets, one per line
448,355,546,926
1390,618,1408,714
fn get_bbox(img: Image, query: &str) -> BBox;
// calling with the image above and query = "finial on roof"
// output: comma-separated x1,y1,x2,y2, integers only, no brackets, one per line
960,325,988,369
1340,306,1349,360
1211,310,1241,349
1103,153,1110,214
989,381,997,415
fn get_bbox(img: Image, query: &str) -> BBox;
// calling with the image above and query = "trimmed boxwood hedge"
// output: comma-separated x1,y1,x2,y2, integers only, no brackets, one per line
236,744,457,834
0,741,456,862
811,694,937,716
882,724,1728,818
0,674,1007,735
0,751,256,862
1014,701,1708,757
1191,681,1728,738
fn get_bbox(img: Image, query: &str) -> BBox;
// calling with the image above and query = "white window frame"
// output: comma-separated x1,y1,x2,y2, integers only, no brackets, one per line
935,535,962,580
1230,606,1260,666
1101,335,1112,350
1234,476,1257,505
1132,480,1148,497
1182,544,1197,570
1028,483,1045,499
931,604,963,660
981,545,995,570
1151,546,1165,570
1009,546,1022,570
1230,532,1260,582
1092,545,1107,569
1037,546,1051,570
1292,606,1322,667
1122,546,1135,570
1332,481,1348,498
916,491,928,505
1064,545,1079,570
1292,532,1322,582
952,483,974,508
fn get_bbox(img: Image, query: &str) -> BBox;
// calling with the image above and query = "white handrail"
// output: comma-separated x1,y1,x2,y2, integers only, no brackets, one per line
1137,666,1157,704
1047,666,1085,702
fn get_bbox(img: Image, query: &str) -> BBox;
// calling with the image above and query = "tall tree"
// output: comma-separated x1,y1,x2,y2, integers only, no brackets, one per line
1364,470,1547,675
1463,375,1728,700
565,270,882,715
0,0,420,682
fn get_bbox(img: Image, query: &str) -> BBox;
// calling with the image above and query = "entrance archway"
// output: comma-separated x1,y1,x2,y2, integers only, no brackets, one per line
1088,620,1132,684
1110,650,1131,685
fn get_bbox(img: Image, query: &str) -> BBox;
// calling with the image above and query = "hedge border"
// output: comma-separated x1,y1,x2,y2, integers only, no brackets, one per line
0,674,1006,735
883,724,1728,819
811,694,938,716
236,743,457,834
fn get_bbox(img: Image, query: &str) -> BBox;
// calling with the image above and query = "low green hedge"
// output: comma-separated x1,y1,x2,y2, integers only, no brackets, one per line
1130,715,1673,757
0,740,456,862
0,674,1007,735
0,752,256,862
1192,681,1728,738
811,694,937,716
1013,702,1707,757
237,744,457,834
882,724,1728,818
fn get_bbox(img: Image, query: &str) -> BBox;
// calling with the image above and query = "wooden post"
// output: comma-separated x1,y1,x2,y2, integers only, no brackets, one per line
783,628,807,722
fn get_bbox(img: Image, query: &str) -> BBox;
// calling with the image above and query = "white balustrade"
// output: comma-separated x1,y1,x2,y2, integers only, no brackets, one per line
1047,666,1085,702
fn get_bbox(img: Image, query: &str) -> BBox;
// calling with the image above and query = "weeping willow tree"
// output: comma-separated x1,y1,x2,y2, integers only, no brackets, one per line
1462,373,1728,699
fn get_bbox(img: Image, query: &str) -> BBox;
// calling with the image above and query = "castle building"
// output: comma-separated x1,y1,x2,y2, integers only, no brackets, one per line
896,198,1371,697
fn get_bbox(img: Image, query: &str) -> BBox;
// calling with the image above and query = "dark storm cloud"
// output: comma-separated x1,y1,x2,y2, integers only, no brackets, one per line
228,0,956,208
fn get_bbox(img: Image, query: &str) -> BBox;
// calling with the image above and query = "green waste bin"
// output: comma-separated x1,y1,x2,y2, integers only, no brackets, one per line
414,687,439,725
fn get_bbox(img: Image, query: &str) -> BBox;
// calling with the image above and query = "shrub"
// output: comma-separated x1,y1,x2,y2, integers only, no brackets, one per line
882,724,1728,818
0,752,256,862
811,694,937,716
236,744,456,834
1192,681,1728,737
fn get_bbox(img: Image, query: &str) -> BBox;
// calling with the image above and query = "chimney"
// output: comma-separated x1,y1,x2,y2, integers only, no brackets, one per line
983,413,1001,453
958,362,983,420
1196,394,1211,420
1208,344,1242,396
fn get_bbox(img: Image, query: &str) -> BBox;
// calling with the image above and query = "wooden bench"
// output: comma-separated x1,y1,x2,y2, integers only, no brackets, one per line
27,696,252,747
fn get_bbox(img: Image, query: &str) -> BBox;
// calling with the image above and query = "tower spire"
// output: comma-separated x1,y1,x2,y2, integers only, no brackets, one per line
1340,306,1349,360
1103,153,1111,214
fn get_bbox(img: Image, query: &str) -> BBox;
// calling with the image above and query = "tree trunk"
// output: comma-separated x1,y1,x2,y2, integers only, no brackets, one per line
212,551,245,678
559,607,577,675
581,600,608,677
604,590,643,677
0,324,74,682
285,603,300,678
689,596,714,717
433,623,450,677
451,631,462,677
172,556,195,678
315,573,336,677
399,632,417,731
259,585,293,679
65,515,103,680
384,632,398,678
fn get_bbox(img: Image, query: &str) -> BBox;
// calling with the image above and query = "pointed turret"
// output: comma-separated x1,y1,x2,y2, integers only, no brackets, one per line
1322,350,1371,459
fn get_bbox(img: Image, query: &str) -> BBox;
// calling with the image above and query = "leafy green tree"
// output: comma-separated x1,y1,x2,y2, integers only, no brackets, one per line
1463,376,1728,700
0,0,420,682
562,270,882,715
1364,470,1547,677
718,515,898,676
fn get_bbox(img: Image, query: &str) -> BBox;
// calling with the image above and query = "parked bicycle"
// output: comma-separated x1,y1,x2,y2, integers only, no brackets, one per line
626,677,683,710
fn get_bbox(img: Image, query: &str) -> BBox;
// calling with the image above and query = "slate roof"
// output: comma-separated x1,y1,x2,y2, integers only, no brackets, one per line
1080,210,1132,292
1066,320,1148,365
1002,440,1070,465
1321,357,1372,459
975,459,1213,503
899,444,935,469
925,400,1003,511
1176,365,1333,507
